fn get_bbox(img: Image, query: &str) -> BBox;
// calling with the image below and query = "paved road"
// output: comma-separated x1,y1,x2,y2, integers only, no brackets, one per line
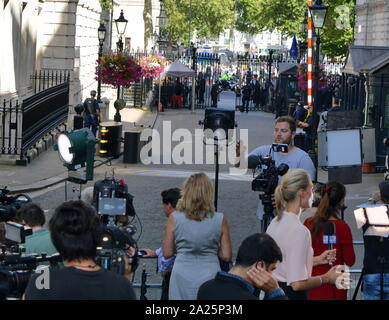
28,90,374,299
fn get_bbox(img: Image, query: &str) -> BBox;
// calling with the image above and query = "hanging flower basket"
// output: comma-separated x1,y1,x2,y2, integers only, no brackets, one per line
297,62,328,92
95,53,142,88
140,54,168,79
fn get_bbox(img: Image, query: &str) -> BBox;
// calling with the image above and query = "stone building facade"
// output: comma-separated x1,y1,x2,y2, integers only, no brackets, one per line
354,0,389,46
0,0,110,106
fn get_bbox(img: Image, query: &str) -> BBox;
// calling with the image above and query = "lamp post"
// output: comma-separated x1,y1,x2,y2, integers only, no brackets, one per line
308,0,328,181
156,0,168,53
115,9,128,100
97,22,106,102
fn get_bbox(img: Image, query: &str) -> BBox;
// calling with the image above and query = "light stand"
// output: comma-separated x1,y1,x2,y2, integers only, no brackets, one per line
199,108,237,210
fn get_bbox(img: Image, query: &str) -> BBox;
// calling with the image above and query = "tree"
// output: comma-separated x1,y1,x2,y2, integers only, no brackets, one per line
163,0,236,45
144,0,153,51
235,0,355,59
99,0,113,10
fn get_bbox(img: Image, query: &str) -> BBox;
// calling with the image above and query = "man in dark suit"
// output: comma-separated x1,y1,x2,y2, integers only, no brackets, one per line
197,233,287,300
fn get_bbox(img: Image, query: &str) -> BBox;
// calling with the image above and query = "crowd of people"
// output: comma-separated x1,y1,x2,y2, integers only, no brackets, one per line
1,108,388,300
0,163,387,300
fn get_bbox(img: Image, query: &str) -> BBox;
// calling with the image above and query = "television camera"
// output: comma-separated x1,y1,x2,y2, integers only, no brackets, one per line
0,187,32,222
0,222,62,299
92,177,142,276
250,144,289,231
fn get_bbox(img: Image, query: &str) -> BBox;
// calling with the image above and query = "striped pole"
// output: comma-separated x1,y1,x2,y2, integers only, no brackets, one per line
307,1,313,111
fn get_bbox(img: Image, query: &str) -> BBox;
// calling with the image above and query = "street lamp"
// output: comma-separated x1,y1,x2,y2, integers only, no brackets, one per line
115,9,128,53
156,0,168,53
115,9,128,100
97,22,106,102
308,0,329,181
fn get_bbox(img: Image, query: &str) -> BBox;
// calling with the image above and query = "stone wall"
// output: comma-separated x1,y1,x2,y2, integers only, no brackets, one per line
37,0,108,109
354,0,389,46
0,0,40,100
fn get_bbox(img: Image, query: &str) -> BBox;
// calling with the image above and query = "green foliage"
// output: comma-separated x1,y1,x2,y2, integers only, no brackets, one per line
99,0,113,11
163,0,236,45
236,0,355,59
321,0,354,59
236,0,305,36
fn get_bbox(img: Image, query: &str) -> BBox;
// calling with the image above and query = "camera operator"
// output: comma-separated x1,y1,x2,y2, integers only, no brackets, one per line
235,116,315,225
197,233,287,300
24,200,136,300
361,180,389,300
139,188,180,300
15,203,57,256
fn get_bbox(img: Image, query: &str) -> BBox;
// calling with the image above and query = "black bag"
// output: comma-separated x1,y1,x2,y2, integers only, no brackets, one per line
84,98,96,115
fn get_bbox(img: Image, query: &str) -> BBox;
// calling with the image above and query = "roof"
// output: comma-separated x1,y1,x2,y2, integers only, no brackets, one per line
161,60,195,78
341,45,389,75
278,63,298,75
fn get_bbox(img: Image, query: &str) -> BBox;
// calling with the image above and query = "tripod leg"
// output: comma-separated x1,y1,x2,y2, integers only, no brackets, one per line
352,269,364,300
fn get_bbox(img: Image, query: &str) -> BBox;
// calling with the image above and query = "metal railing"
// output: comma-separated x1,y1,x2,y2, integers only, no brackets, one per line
30,70,71,94
0,74,70,163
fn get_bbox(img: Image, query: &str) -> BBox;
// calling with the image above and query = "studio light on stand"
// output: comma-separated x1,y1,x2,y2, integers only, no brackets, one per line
199,108,237,210
54,128,97,189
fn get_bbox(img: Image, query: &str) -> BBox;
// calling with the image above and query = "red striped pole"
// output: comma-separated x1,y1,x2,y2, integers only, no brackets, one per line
307,1,313,111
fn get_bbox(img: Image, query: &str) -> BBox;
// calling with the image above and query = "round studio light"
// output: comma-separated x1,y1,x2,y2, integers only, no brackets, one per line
57,133,74,164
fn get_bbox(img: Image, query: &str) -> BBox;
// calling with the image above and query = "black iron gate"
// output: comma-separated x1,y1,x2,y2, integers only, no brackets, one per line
1,73,70,164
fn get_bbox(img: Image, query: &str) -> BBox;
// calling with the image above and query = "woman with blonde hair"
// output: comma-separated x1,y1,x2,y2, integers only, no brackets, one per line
266,168,346,300
163,172,232,300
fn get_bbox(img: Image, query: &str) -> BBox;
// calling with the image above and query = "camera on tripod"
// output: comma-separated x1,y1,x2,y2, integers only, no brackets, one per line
0,187,32,222
250,145,289,231
0,222,62,299
251,155,289,194
92,177,140,276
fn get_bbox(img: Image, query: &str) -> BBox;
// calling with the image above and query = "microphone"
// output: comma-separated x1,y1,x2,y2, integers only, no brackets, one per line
323,221,337,267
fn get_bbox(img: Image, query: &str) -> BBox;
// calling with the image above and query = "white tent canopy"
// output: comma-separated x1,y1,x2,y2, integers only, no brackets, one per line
158,60,196,112
161,60,196,78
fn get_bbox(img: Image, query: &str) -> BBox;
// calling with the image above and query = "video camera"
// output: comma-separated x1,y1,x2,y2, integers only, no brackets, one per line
0,187,32,222
96,224,140,276
0,222,62,299
250,144,289,231
92,177,141,276
92,178,136,218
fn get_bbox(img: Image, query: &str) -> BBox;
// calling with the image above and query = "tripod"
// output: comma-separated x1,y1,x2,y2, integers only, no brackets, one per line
261,194,275,232
140,264,149,300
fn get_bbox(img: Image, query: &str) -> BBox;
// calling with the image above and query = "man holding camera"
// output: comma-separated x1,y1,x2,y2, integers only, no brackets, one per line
24,200,136,300
236,116,315,227
197,233,287,300
140,188,180,300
